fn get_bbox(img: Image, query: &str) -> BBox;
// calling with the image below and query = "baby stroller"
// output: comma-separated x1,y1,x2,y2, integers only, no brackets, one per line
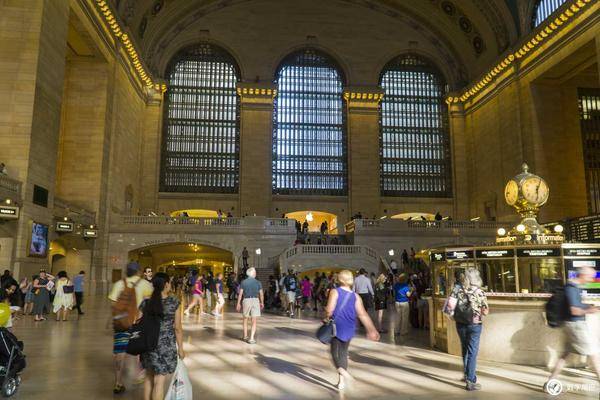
0,328,25,397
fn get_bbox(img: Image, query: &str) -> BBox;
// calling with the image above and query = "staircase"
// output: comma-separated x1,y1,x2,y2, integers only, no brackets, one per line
278,245,380,274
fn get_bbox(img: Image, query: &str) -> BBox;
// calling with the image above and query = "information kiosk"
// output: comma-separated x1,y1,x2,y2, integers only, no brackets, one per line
427,165,600,366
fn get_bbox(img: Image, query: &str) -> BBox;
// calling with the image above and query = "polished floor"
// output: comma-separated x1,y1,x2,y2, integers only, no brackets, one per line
10,296,599,399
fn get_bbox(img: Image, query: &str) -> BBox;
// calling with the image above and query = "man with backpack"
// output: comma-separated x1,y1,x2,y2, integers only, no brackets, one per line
545,266,600,393
108,262,153,395
284,270,298,318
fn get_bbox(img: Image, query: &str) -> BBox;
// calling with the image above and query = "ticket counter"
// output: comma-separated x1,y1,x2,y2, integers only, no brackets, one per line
428,243,600,366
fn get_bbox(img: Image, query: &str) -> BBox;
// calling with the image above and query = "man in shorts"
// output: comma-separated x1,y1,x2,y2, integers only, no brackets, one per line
284,270,298,318
236,267,264,344
545,266,600,393
108,262,153,394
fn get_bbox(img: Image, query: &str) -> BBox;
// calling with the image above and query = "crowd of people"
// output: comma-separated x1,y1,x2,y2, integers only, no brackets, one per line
0,269,86,324
8,253,595,398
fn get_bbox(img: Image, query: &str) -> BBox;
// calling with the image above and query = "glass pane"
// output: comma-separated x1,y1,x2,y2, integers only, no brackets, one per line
272,49,347,195
517,258,563,293
379,54,452,197
160,44,240,193
533,0,567,27
478,260,516,293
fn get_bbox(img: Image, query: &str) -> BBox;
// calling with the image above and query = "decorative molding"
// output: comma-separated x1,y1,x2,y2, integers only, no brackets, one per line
236,83,277,106
446,0,594,105
91,0,165,92
343,87,384,103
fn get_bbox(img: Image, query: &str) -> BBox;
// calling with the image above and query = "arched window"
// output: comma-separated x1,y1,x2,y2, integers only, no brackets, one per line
379,54,452,197
532,0,567,27
273,49,346,195
160,44,240,193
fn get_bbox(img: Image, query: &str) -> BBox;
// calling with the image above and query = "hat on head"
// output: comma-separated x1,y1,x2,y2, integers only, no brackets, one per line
126,261,140,272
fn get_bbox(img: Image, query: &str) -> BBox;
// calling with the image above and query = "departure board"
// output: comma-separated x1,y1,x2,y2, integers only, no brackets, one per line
568,215,600,243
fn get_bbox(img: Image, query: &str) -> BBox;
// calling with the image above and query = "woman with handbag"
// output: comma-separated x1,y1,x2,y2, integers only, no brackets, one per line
52,271,75,321
141,272,185,400
325,270,380,391
32,269,54,321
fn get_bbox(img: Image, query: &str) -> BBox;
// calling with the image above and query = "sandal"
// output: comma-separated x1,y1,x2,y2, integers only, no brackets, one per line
113,384,126,394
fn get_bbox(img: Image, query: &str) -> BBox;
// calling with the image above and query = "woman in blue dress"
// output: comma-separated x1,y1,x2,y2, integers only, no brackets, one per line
325,270,380,391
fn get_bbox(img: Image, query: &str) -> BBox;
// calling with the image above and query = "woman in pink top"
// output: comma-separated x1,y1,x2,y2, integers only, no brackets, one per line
301,276,313,310
184,273,205,316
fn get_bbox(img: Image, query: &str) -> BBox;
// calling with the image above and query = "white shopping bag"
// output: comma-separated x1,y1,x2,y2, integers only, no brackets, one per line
165,358,193,400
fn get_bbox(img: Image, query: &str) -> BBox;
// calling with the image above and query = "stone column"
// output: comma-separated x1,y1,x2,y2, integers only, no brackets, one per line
596,33,600,85
237,83,276,217
344,87,384,220
448,102,469,220
1,0,70,279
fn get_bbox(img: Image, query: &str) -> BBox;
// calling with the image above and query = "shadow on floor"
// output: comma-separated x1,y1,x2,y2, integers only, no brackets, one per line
349,352,465,390
403,354,543,393
275,326,315,338
254,353,336,392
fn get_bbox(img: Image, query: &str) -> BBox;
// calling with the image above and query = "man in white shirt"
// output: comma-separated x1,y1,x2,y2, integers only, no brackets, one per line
107,262,153,395
354,268,374,311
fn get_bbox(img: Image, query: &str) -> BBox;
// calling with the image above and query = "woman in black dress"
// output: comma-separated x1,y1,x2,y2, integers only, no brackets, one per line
32,269,54,321
374,274,388,332
141,273,185,400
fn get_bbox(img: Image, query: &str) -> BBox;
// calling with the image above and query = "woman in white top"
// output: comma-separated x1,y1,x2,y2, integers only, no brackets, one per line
52,271,74,321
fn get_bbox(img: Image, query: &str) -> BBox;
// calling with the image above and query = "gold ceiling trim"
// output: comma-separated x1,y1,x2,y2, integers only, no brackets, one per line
343,92,384,102
446,0,594,105
92,0,166,93
236,87,278,97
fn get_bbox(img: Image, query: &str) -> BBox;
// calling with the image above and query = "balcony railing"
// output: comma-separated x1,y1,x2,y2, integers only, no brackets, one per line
345,218,505,233
113,215,296,234
0,175,21,197
283,245,378,260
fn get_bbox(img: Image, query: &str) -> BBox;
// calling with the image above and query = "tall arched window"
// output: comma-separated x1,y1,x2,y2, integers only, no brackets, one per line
532,0,567,27
160,44,240,193
273,49,347,195
379,54,452,197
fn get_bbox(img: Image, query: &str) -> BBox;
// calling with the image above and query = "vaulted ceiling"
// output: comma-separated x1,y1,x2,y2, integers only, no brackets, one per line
111,0,529,86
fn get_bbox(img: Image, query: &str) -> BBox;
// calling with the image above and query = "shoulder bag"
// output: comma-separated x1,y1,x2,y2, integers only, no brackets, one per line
315,290,353,344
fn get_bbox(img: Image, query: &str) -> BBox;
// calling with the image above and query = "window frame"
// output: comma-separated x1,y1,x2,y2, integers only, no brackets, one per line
378,53,453,198
272,48,348,196
159,43,241,194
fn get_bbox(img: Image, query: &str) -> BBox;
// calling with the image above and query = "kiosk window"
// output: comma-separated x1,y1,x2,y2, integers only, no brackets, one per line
518,258,562,293
479,260,516,293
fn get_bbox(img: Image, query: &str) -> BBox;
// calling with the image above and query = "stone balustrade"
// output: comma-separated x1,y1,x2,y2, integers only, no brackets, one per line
345,218,505,236
0,175,22,198
279,244,380,273
112,215,296,234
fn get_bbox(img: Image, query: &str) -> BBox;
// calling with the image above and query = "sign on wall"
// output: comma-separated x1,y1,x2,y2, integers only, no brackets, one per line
55,222,74,232
0,205,19,220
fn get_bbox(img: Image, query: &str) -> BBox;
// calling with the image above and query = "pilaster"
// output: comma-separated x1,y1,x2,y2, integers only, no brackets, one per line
237,82,277,217
344,86,384,219
448,102,469,220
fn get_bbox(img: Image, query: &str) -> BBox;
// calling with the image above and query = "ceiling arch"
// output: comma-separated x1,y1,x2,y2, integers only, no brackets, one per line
112,0,520,84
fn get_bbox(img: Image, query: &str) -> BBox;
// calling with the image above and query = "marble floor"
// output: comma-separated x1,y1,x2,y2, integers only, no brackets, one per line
10,296,599,399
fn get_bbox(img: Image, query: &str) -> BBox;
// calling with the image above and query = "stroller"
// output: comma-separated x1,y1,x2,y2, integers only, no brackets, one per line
0,328,25,397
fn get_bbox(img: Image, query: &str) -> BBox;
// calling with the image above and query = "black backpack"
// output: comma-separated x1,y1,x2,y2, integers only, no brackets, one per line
285,276,297,291
453,288,474,325
545,284,570,328
126,310,161,356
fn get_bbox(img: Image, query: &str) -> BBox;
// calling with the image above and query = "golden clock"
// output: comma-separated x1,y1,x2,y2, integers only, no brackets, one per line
521,176,549,206
504,180,519,206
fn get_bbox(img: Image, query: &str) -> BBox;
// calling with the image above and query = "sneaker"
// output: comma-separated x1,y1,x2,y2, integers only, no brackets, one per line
247,339,257,344
113,384,126,394
465,381,481,391
290,313,294,318
183,310,190,316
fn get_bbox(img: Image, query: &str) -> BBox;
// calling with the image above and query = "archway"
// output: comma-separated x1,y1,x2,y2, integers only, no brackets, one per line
49,235,93,277
129,242,234,277
285,211,338,233
169,209,218,218
391,212,435,221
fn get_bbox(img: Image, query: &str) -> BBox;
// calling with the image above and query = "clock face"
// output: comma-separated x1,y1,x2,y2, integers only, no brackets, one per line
504,180,519,206
521,177,549,205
